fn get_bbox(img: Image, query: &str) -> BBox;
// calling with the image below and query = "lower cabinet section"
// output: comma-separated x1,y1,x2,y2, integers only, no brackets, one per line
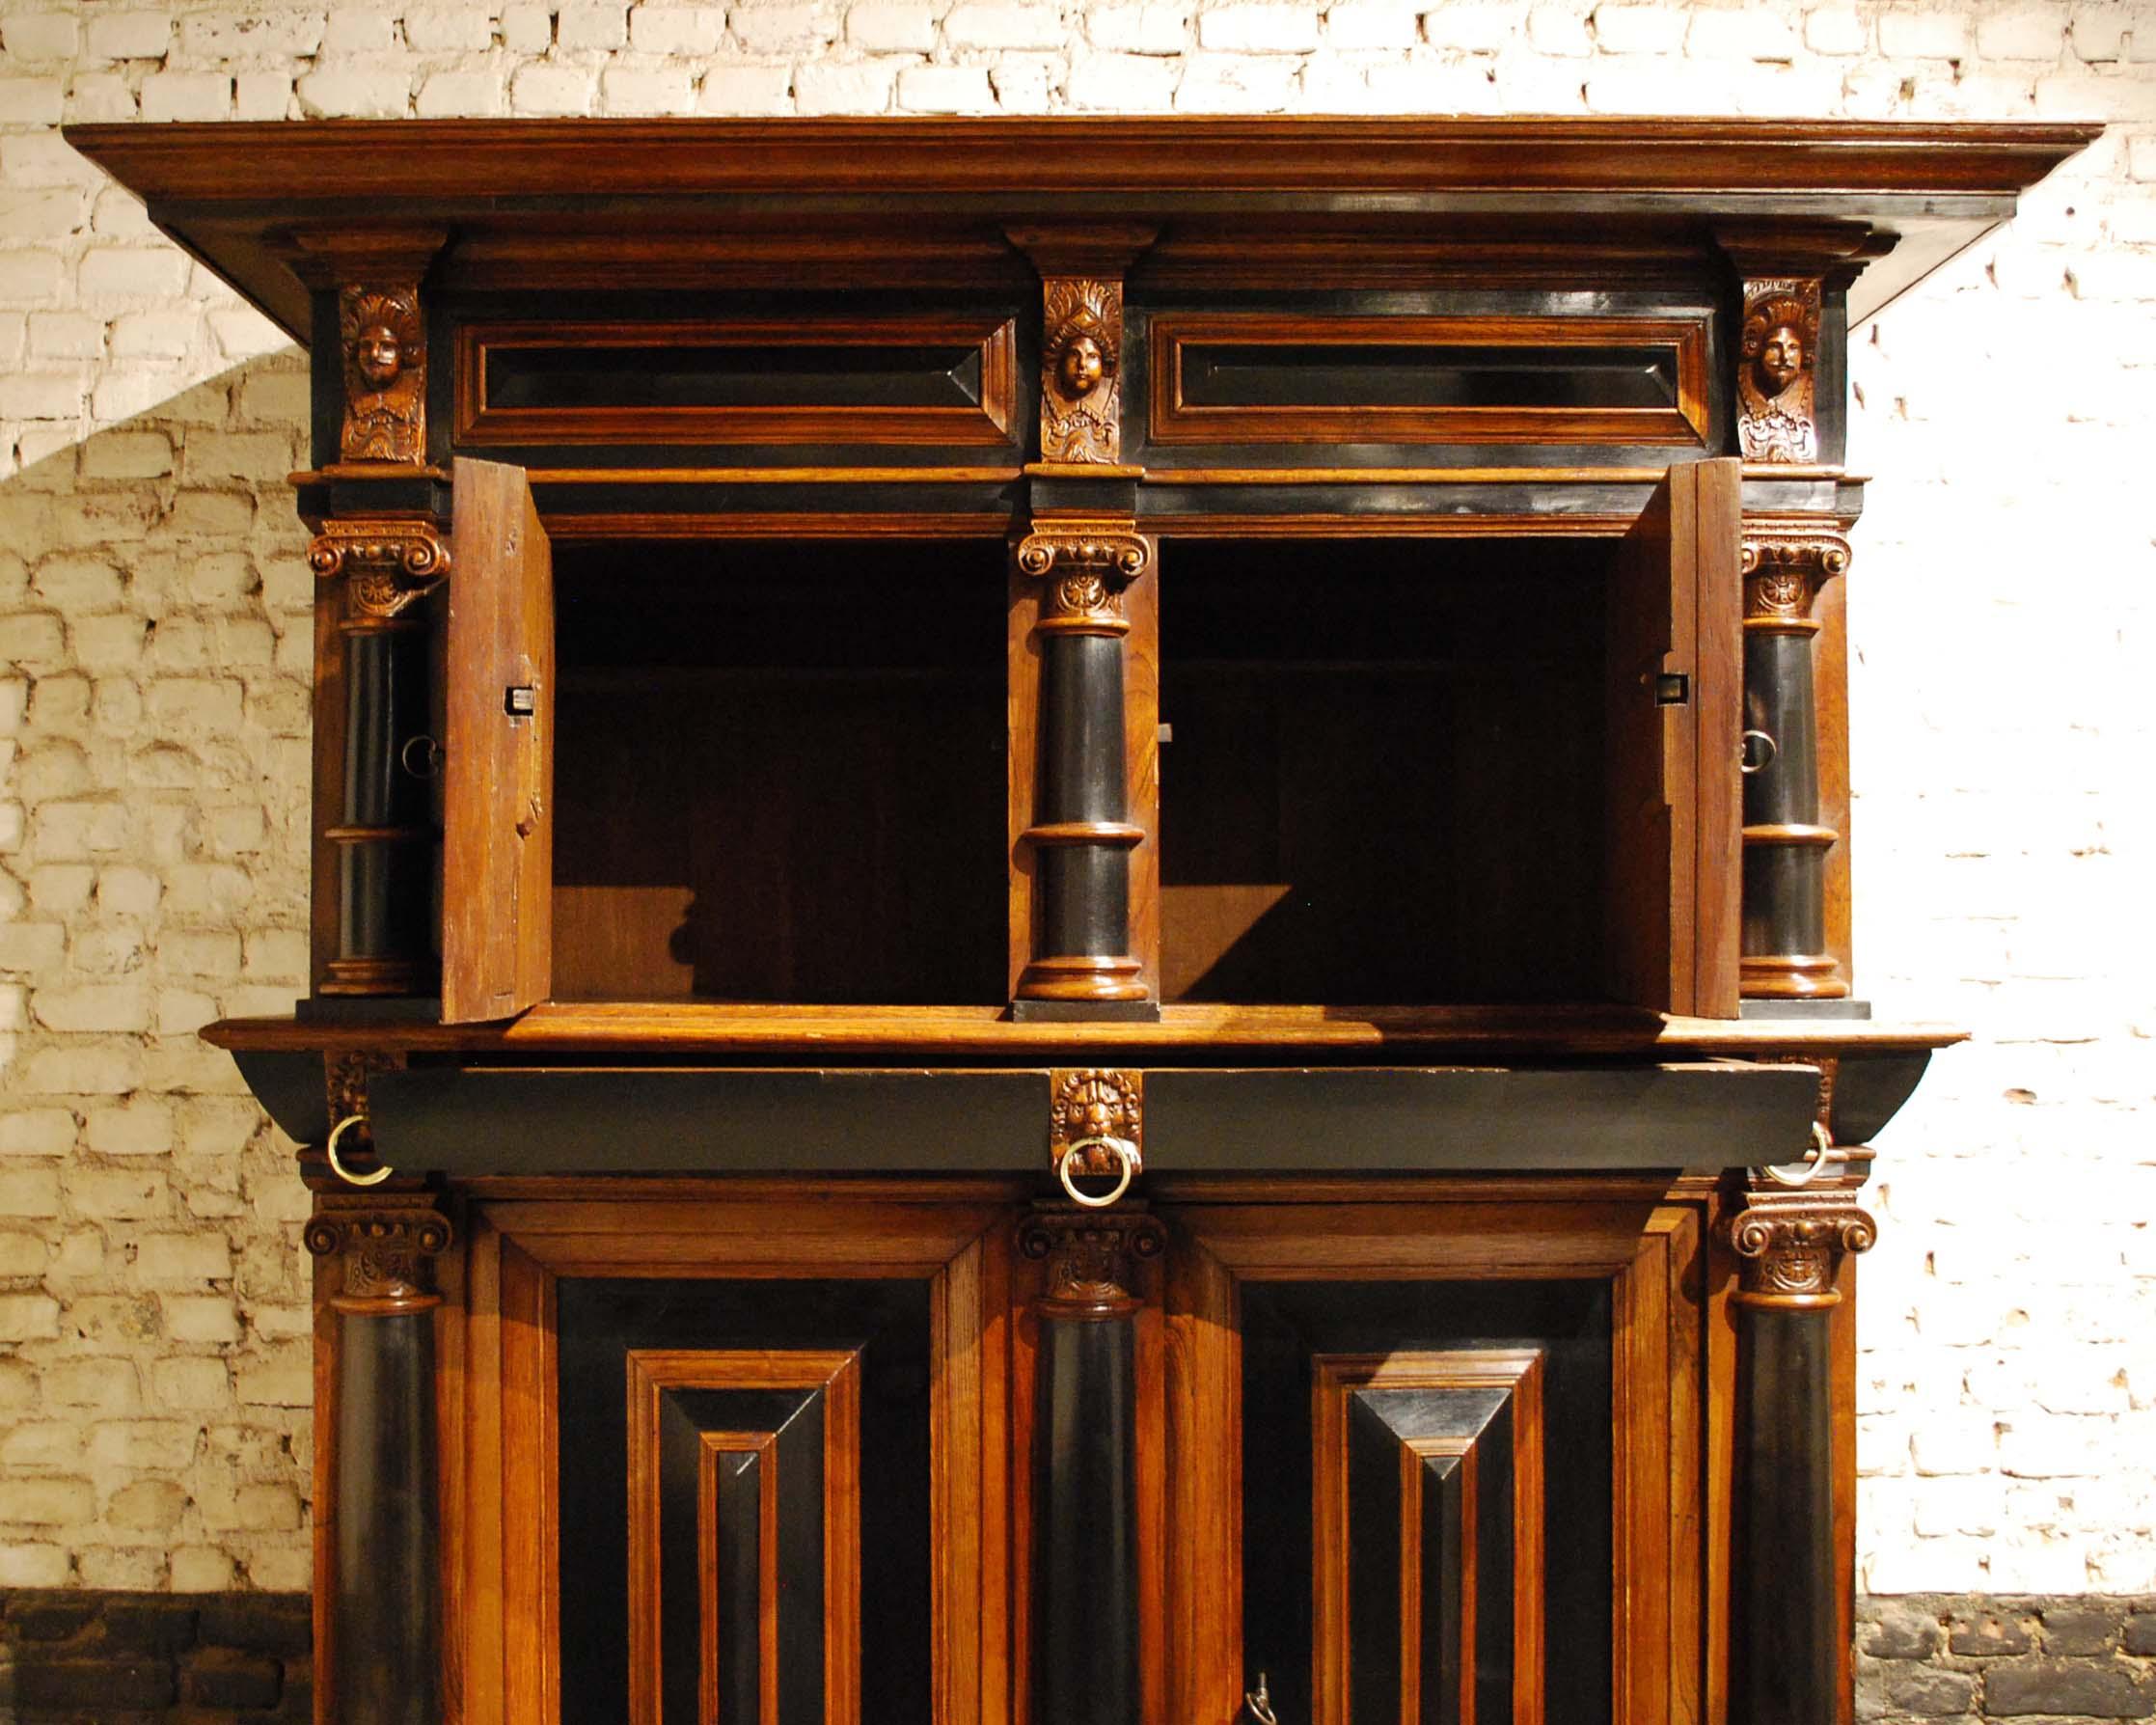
328,1177,1846,1725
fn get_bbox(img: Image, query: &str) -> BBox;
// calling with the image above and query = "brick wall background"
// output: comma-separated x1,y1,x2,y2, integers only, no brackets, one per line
0,0,2151,1600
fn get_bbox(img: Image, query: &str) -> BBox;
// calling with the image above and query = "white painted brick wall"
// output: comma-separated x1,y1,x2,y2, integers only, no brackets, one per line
0,0,2151,1596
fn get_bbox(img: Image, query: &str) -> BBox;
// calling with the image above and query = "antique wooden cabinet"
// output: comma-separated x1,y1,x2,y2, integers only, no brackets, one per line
69,118,2095,1725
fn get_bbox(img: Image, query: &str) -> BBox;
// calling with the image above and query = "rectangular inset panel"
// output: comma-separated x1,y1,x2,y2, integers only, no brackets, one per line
1313,1352,1545,1725
456,316,1019,447
1147,314,1708,449
626,1349,861,1725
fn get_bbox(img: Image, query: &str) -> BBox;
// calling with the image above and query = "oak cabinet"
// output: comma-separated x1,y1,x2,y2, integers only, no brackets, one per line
65,114,2096,1725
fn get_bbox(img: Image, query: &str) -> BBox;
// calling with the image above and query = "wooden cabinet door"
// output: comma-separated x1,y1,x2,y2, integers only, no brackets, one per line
1159,1193,1712,1725
454,1187,1019,1725
442,456,554,1022
1604,458,1742,1019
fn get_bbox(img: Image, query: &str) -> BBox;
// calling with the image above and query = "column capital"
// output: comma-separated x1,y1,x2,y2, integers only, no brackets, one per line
1727,1188,1874,1310
1019,1205,1164,1319
1741,516,1851,634
1015,518,1152,636
310,517,451,622
306,1198,452,1315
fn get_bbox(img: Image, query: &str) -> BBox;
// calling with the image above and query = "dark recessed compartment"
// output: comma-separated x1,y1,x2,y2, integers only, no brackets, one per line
1159,539,1610,1005
549,540,1007,1004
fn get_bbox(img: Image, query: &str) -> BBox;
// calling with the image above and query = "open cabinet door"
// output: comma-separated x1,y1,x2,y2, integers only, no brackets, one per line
1604,458,1741,1018
442,457,554,1022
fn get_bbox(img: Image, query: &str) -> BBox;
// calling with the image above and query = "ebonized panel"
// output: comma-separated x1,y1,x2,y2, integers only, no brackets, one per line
1239,1280,1610,1725
558,1278,933,1725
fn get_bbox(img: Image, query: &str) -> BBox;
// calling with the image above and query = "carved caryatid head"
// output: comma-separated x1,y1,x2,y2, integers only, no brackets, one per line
1049,305,1119,402
341,288,423,396
1742,295,1813,399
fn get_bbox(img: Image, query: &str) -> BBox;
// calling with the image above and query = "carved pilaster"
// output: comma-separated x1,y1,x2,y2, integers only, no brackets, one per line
305,1201,451,1315
1727,1189,1875,1310
1007,224,1155,471
1019,1207,1164,1318
1735,277,1822,463
338,283,428,465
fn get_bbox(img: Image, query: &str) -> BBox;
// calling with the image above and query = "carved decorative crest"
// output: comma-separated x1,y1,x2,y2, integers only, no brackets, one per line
1041,277,1124,464
1736,277,1821,463
1741,518,1851,632
1728,1189,1874,1309
339,284,427,464
305,1203,451,1313
1015,519,1152,636
310,518,451,620
1019,1206,1165,1318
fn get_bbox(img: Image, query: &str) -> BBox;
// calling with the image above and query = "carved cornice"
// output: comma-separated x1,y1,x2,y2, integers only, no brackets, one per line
1735,275,1821,465
310,518,451,621
305,1202,451,1314
1728,1189,1874,1309
1019,1205,1164,1319
1015,518,1152,637
1050,1068,1143,1181
1741,517,1851,635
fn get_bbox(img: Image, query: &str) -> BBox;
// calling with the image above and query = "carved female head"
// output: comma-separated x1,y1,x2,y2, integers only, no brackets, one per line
1056,332,1105,399
355,323,403,390
341,288,423,396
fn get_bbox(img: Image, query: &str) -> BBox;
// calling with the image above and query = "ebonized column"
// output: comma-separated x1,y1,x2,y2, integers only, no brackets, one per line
304,1197,451,1725
1019,1206,1162,1725
1740,523,1851,999
1728,1186,1874,1725
310,524,449,997
1014,524,1153,1015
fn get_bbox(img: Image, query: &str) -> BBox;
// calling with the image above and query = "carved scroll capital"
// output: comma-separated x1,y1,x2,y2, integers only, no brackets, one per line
1039,277,1125,465
1736,276,1822,464
1051,1068,1143,1179
1020,1205,1164,1318
1016,518,1152,637
339,283,427,465
306,1202,451,1314
1728,1190,1874,1309
310,518,451,620
1741,517,1851,632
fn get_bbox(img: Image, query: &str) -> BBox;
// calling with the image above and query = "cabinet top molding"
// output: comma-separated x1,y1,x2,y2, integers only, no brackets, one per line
68,116,2096,333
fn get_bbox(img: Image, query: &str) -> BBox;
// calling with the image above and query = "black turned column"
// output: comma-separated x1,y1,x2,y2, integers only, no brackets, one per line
1019,1206,1162,1725
1729,1188,1874,1725
305,1201,451,1725
311,525,449,997
1740,523,1850,1001
1014,523,1153,1015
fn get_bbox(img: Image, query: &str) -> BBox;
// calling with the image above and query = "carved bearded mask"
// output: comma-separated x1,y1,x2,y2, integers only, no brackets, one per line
1756,323,1805,397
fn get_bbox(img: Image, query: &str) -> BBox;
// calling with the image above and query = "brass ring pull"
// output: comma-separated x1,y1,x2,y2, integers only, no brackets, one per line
1740,729,1778,775
1057,1135,1137,1209
1242,1674,1278,1725
400,735,441,780
1762,1120,1833,1190
325,1114,393,1188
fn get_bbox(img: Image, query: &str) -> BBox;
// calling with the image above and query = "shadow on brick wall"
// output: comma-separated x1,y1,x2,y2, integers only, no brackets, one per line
0,1590,310,1722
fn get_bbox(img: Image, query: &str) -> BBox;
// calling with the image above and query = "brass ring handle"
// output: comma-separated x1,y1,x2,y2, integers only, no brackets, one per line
399,735,441,780
1242,1673,1278,1725
1740,729,1778,775
325,1114,393,1188
1056,1136,1137,1209
1762,1120,1833,1190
